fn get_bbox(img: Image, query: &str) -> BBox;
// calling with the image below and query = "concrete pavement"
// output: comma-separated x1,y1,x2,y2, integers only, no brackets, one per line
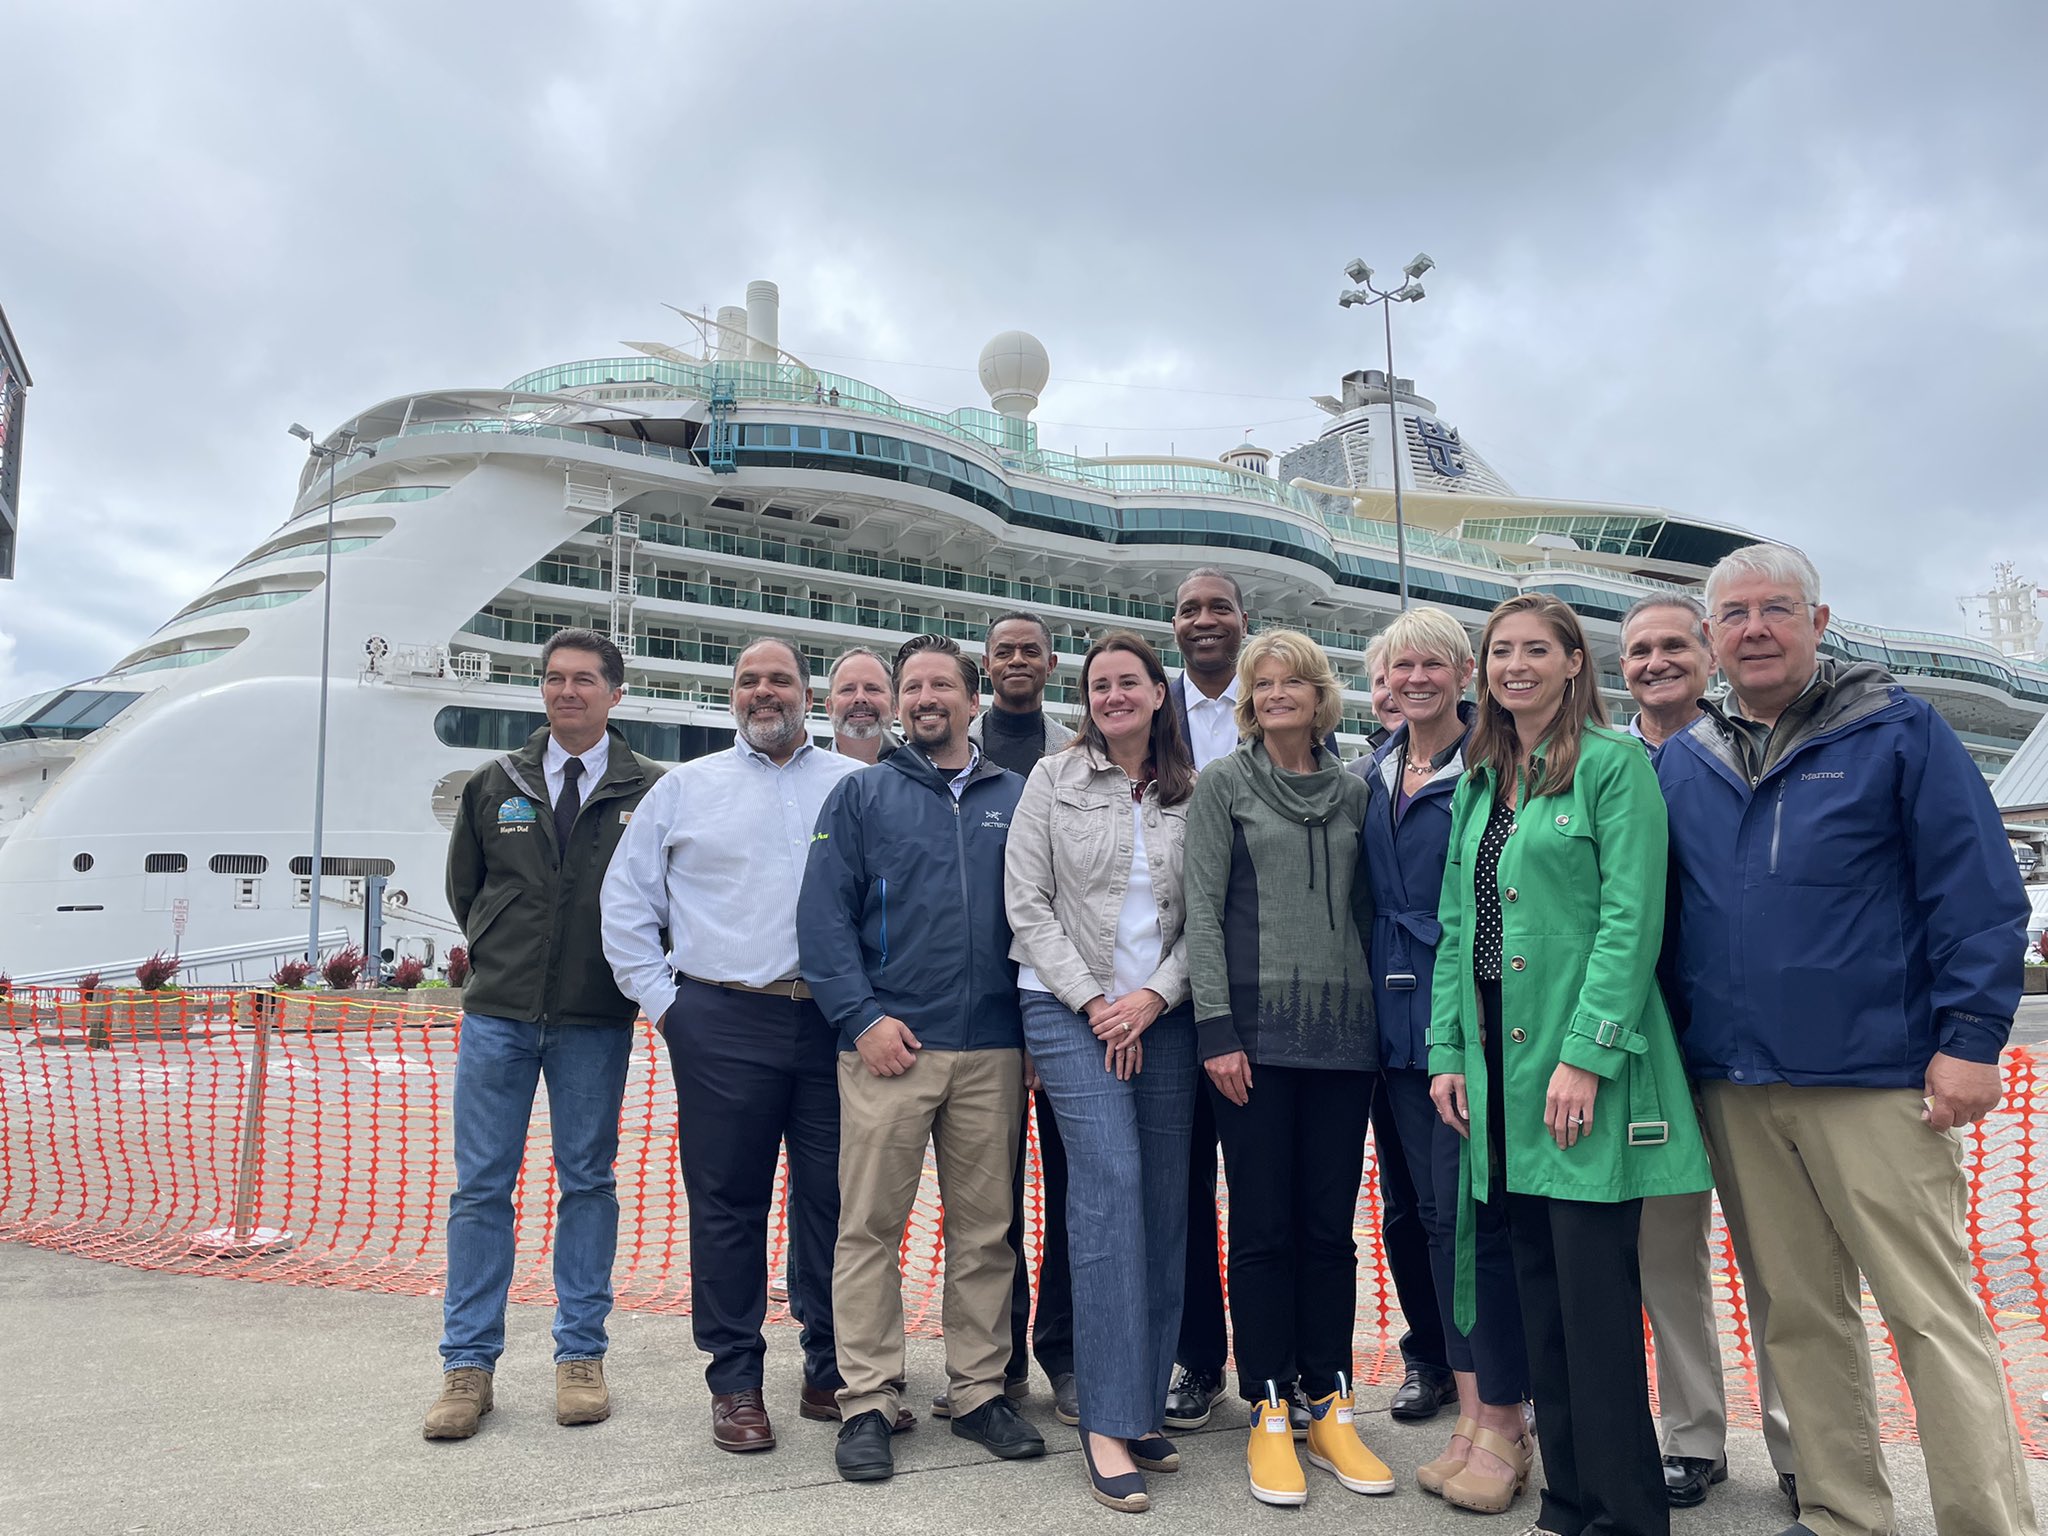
8,1242,2044,1536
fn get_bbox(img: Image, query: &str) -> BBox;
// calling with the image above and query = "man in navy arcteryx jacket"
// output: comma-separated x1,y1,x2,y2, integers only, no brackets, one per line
1657,545,2035,1536
797,633,1041,1485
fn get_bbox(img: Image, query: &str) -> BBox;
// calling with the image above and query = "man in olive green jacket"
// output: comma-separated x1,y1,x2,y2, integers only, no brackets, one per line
424,629,662,1442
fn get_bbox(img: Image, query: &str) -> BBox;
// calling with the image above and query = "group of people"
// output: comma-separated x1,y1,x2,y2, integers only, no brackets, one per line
425,545,2039,1536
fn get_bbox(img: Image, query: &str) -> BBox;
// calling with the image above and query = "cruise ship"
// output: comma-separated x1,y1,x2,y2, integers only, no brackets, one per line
3,280,2044,984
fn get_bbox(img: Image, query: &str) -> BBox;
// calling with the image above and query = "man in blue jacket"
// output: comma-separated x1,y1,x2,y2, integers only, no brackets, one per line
1658,545,2036,1536
799,632,1045,1484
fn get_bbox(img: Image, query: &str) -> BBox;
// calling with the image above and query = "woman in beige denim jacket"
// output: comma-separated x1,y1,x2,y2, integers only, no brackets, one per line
1003,631,1201,1514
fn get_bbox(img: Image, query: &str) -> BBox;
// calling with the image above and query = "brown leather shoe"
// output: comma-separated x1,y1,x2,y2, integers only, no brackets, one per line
711,1388,777,1453
798,1383,916,1433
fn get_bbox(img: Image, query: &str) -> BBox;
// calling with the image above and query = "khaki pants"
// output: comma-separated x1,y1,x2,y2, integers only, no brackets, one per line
832,1048,1025,1422
1640,1188,1793,1470
1700,1081,2039,1536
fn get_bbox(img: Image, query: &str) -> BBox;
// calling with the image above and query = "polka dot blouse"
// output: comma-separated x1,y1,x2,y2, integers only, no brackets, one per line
1473,793,1515,982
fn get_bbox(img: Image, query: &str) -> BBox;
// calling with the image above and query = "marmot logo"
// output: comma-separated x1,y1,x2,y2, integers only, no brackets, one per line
1799,770,1846,781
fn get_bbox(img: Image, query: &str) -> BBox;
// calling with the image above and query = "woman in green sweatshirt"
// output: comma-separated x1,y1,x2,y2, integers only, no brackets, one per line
1183,629,1391,1511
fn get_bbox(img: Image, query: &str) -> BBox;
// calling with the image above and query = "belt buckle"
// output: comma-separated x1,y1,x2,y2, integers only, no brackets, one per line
1627,1120,1669,1147
1594,1019,1621,1048
1385,973,1418,992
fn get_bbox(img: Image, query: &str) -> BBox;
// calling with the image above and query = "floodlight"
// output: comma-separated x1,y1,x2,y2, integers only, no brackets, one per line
1396,282,1426,302
1344,258,1372,285
1403,252,1435,279
288,423,314,442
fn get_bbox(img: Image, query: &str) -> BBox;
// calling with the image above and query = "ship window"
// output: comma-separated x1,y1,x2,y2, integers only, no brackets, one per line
73,853,94,873
234,878,261,909
288,856,397,878
210,854,269,874
0,688,145,743
144,853,188,874
294,877,312,908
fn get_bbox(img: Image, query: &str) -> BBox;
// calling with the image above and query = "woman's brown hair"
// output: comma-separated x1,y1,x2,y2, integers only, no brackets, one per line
1069,631,1197,807
1465,593,1608,801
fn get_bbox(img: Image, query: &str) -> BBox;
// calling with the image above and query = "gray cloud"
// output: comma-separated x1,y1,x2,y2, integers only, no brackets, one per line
3,0,2044,701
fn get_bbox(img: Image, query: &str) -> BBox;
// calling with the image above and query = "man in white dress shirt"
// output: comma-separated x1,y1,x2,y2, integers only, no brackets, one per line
1162,567,1250,1430
603,637,875,1455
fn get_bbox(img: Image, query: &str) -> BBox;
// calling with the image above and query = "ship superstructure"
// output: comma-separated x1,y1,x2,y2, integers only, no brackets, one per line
3,281,2043,982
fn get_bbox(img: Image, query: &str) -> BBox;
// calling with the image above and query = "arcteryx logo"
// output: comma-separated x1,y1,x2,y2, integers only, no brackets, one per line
981,810,1011,830
1799,770,1847,781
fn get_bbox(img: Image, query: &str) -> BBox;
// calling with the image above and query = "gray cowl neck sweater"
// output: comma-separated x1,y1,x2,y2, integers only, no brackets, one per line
1184,740,1379,1071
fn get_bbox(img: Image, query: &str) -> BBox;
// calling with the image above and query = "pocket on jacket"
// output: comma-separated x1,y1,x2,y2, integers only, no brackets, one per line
1748,883,1911,1075
465,884,519,946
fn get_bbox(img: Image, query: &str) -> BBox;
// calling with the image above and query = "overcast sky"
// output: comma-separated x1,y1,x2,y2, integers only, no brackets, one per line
3,1,2044,703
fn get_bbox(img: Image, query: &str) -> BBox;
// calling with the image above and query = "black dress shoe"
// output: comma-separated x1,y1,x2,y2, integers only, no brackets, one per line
1779,1472,1799,1514
1162,1366,1222,1431
1388,1365,1458,1423
835,1410,895,1482
1052,1371,1080,1427
1662,1455,1728,1507
951,1394,1047,1460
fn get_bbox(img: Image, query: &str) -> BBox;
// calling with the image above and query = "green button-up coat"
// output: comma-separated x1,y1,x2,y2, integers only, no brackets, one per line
1427,724,1710,1329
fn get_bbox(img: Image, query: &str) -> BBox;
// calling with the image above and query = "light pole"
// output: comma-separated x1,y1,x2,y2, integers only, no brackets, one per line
288,423,374,968
1338,253,1434,610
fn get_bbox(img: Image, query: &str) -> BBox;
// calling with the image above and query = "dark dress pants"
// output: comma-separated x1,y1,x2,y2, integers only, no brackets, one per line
1481,978,1663,1536
1370,1069,1450,1375
1208,1063,1375,1401
663,978,842,1394
1176,1079,1229,1376
1383,1066,1529,1403
1005,1088,1075,1380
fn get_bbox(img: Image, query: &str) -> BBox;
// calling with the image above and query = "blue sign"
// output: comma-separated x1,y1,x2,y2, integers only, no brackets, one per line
1415,419,1468,478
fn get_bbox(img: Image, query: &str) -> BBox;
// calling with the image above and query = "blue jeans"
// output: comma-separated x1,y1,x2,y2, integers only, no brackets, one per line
1022,991,1197,1439
439,1014,635,1372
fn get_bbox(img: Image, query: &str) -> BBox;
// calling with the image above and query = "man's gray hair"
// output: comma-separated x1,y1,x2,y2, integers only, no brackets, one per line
1620,592,1709,645
1704,544,1822,612
826,645,893,696
1364,633,1389,677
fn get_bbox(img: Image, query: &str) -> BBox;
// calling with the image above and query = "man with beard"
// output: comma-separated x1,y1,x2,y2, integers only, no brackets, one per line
828,647,899,764
961,612,1078,1425
603,637,874,1455
801,633,1044,1482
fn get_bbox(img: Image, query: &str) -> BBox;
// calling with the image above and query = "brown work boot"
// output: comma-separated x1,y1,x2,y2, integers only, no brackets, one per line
423,1367,495,1440
556,1359,611,1426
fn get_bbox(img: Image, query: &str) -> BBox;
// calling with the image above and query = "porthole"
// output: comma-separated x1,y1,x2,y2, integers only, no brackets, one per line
73,853,94,873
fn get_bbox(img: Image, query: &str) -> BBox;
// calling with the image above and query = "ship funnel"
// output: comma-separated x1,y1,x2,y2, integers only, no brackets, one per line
715,306,748,361
745,280,780,363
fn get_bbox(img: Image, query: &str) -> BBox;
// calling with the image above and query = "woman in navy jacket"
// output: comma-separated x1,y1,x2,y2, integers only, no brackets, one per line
1356,607,1530,1509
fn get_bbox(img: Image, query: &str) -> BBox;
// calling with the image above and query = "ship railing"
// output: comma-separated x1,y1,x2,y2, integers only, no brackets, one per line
4,930,355,990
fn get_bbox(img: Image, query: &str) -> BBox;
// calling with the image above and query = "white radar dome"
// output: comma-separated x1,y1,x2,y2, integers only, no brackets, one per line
978,330,1051,420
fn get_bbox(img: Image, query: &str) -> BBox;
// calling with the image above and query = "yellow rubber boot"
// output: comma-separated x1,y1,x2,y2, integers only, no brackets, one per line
1304,1378,1396,1495
1247,1383,1308,1506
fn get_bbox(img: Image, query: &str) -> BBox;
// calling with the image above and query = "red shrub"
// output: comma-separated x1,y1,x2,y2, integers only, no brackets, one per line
320,945,366,991
445,946,471,987
270,958,313,989
387,956,427,990
77,971,104,997
135,951,181,991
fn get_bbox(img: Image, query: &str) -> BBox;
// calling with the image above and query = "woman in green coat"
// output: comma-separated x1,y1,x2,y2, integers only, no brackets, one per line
1428,593,1710,1536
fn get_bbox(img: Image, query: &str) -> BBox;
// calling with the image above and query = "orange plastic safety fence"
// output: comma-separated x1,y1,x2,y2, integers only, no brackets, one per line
1,987,2043,1456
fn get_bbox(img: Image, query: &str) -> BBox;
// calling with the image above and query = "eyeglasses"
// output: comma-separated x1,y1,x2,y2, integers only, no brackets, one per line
1714,601,1811,630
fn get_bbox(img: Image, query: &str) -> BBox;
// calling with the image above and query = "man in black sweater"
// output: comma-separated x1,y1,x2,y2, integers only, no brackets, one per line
952,612,1077,1425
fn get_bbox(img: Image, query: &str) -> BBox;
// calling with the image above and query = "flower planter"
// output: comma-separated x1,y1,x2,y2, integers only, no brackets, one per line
2023,967,2048,997
263,988,464,1032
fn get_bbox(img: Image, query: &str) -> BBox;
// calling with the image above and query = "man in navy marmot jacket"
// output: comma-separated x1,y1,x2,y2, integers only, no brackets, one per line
1658,547,2034,1536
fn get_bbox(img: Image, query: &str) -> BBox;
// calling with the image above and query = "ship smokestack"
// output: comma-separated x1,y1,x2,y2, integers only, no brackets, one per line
745,280,780,363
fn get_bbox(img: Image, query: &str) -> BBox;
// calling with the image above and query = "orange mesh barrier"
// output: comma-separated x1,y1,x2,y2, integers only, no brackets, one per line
1,986,2043,1454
